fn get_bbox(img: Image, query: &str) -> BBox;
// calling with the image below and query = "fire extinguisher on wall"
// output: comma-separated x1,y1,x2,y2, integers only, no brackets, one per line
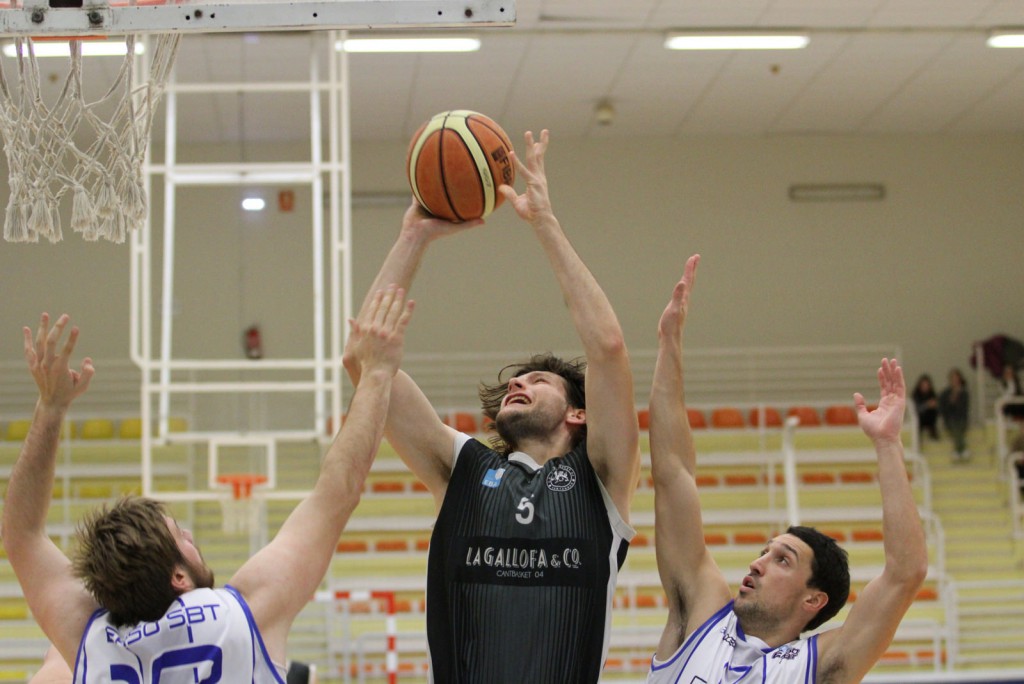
244,324,263,359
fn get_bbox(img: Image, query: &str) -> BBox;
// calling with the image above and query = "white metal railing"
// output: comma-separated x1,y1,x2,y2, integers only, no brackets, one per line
994,395,1024,470
949,578,1024,671
1009,457,1023,540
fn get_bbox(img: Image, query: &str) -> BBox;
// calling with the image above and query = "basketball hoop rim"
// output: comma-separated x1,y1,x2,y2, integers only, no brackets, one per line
216,472,269,500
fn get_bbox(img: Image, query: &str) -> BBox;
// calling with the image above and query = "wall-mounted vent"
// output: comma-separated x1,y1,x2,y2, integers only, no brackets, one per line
788,183,885,202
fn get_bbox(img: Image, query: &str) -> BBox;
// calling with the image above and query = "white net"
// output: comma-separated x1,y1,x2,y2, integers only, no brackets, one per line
219,496,259,535
0,34,180,243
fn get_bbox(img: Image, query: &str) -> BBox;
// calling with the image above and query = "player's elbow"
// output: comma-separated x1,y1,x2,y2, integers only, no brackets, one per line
891,555,929,591
590,329,628,361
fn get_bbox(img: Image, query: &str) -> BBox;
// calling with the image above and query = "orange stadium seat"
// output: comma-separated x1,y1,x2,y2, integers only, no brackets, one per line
687,409,707,429
631,533,650,547
724,474,758,486
821,530,847,542
637,408,650,430
633,594,660,609
370,481,405,493
412,480,430,492
444,412,478,433
801,472,836,485
840,471,874,484
917,649,947,664
748,407,782,427
336,540,369,553
711,407,745,428
376,539,409,552
415,538,431,551
734,531,768,545
852,528,884,542
704,533,729,545
824,405,858,426
787,406,821,427
695,474,720,487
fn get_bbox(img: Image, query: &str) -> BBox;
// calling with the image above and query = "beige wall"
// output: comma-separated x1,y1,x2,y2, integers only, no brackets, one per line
1,133,1022,388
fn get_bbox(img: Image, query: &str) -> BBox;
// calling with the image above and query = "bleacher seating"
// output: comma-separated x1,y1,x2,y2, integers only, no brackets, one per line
0,395,972,681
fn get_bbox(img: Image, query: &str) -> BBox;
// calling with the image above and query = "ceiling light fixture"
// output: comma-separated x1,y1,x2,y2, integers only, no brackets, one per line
242,197,266,211
3,40,144,58
665,32,809,50
987,30,1024,48
337,36,481,53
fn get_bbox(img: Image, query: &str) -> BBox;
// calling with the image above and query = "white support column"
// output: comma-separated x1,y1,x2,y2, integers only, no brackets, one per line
782,415,801,527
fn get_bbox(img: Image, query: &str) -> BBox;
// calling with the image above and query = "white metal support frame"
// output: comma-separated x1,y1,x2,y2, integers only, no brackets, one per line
3,1,515,36
131,31,352,503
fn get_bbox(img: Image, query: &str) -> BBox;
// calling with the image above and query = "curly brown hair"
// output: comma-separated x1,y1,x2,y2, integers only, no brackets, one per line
73,497,186,627
478,353,587,454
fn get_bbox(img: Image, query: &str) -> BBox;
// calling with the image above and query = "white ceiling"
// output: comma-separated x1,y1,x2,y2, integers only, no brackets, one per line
16,0,1024,145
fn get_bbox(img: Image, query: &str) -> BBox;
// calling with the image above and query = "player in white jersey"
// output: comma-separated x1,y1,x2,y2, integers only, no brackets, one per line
347,130,640,682
3,287,414,681
647,255,928,684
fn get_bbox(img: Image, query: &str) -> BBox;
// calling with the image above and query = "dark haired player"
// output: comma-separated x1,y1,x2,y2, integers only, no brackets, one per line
647,255,928,683
345,130,640,683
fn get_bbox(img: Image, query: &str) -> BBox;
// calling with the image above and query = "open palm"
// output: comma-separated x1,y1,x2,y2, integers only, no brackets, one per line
855,358,905,443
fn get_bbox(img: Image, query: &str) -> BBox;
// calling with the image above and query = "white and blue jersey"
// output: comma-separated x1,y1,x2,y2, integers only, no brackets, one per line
72,585,287,683
647,601,819,684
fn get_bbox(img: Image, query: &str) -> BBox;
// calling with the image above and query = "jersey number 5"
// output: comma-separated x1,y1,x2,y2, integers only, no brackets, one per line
515,496,535,525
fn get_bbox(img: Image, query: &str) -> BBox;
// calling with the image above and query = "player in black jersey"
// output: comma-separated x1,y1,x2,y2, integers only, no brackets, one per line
647,255,929,684
346,130,641,683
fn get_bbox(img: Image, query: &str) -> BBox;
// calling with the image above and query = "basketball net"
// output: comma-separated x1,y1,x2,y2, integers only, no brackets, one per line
0,33,180,243
217,473,266,535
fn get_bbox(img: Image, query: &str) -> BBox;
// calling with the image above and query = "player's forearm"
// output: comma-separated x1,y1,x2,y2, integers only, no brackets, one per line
531,213,625,359
362,228,432,314
650,337,695,477
876,439,929,585
316,369,391,504
2,401,64,545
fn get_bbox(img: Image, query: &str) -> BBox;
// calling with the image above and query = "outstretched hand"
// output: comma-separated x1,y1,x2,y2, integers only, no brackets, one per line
402,198,483,237
658,254,701,343
854,358,906,444
498,129,553,223
344,286,414,378
23,313,94,411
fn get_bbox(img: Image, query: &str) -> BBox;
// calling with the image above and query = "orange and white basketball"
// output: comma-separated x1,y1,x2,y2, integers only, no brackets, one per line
406,110,515,222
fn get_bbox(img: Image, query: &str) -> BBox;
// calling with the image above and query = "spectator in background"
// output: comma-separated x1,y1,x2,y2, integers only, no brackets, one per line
911,374,940,442
939,368,970,461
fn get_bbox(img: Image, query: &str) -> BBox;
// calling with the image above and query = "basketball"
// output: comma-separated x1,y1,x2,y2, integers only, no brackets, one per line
406,110,515,222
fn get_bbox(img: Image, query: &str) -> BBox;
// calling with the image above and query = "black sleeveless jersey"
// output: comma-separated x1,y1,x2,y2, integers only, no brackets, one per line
426,435,634,683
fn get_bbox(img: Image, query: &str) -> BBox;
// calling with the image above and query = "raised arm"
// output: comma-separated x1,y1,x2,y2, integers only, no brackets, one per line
816,359,928,682
1,314,98,667
344,202,482,501
649,256,731,659
232,288,413,664
498,130,640,518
